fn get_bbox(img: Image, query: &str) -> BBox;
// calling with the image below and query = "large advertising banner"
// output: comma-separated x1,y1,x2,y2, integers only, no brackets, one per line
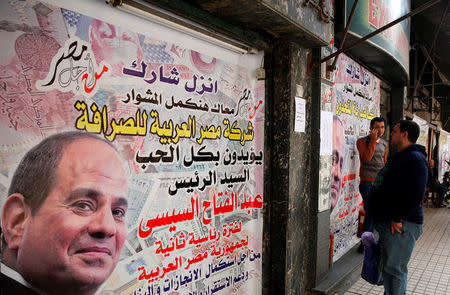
0,1,264,294
330,53,380,262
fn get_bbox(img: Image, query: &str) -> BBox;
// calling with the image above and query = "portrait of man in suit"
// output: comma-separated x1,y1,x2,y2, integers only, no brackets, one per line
1,131,129,295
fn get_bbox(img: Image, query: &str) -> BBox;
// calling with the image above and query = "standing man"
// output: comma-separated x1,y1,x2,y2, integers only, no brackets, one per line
356,117,387,233
371,120,428,295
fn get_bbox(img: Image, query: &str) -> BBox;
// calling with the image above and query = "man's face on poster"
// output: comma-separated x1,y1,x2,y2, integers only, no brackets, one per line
331,119,344,212
16,138,128,291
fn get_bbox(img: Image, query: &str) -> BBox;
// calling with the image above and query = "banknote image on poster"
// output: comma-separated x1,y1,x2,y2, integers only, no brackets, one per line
330,53,380,262
0,1,264,294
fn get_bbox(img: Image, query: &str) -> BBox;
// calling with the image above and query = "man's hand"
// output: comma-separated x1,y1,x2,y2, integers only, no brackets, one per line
391,221,403,234
369,128,378,140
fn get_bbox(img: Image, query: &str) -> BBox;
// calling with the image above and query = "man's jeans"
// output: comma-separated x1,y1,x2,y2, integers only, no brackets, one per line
374,221,423,295
359,181,373,232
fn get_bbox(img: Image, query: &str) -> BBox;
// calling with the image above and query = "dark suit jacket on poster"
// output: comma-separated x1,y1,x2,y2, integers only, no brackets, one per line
1,272,38,295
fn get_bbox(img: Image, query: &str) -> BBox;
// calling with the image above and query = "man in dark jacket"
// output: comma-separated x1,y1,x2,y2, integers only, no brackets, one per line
370,120,428,295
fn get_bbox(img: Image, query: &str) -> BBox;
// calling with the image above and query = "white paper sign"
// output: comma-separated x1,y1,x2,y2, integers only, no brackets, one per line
294,96,306,133
320,111,333,155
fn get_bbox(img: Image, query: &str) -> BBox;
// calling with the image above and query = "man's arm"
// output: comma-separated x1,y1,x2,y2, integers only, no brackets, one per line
356,136,377,162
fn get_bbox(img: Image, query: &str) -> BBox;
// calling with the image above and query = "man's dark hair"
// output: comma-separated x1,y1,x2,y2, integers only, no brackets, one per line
370,117,385,128
7,131,116,215
398,119,420,143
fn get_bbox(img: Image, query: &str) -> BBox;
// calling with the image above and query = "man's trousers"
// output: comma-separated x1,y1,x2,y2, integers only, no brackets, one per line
374,221,422,295
360,181,374,232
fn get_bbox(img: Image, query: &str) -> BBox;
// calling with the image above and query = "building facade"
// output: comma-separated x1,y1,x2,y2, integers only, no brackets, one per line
2,0,448,294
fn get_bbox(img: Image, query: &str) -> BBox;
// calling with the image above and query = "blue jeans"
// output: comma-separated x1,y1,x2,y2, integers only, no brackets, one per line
374,221,423,295
359,181,373,232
